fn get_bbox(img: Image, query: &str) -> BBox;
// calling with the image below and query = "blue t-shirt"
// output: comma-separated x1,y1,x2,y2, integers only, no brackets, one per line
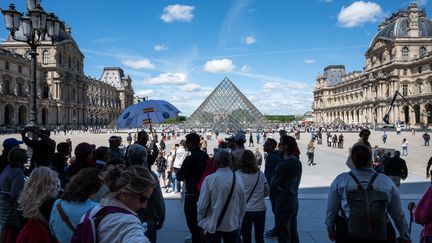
49,198,97,243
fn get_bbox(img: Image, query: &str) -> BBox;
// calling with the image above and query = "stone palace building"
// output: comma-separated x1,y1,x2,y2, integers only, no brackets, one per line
0,20,134,130
313,3,432,127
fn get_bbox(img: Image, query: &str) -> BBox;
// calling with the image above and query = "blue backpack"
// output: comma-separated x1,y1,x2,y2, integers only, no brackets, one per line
71,206,133,243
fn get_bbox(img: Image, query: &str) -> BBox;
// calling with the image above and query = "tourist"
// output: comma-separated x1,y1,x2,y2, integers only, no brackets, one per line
232,131,247,170
326,144,411,243
83,165,154,242
402,138,408,156
255,147,263,168
332,134,338,148
263,138,282,239
109,136,125,160
256,132,261,144
270,135,302,243
338,134,344,149
170,141,188,193
126,144,165,243
249,132,254,147
423,132,430,146
384,150,408,188
95,146,111,170
127,132,133,146
0,147,27,242
155,151,168,188
307,139,316,166
49,152,68,188
65,142,96,178
177,133,209,243
0,138,23,174
346,129,372,169
21,128,56,171
197,149,245,242
17,167,60,242
133,131,159,170
382,131,388,144
49,168,101,242
236,150,268,243
200,136,208,153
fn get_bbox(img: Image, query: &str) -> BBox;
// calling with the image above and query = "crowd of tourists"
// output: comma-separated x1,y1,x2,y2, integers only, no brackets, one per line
0,125,431,243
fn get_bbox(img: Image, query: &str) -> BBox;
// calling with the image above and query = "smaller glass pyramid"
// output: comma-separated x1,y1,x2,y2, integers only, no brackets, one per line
185,77,268,130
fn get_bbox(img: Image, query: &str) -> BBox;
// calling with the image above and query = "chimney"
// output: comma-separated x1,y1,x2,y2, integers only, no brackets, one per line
65,25,72,35
408,3,419,37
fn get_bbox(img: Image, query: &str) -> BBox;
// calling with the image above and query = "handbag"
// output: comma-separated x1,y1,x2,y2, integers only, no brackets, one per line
246,172,260,204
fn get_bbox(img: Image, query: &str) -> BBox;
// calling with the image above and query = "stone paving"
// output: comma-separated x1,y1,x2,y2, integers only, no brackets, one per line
1,128,431,242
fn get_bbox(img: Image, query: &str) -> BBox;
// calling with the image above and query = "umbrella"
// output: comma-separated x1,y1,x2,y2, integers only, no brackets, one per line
116,100,180,129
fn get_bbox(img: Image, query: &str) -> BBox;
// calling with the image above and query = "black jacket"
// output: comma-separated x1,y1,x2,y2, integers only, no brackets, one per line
384,157,408,179
177,148,208,195
270,156,302,211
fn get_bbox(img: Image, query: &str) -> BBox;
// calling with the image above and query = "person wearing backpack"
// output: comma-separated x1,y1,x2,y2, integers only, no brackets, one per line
236,150,268,243
49,168,101,243
326,144,411,243
17,167,61,243
72,165,154,242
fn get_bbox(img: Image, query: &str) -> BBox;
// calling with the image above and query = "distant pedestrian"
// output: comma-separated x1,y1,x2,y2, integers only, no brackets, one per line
256,132,261,144
402,138,408,156
249,132,254,147
109,136,125,160
382,131,388,144
423,132,430,146
338,134,344,149
307,140,315,166
332,134,338,148
412,128,415,136
127,132,133,145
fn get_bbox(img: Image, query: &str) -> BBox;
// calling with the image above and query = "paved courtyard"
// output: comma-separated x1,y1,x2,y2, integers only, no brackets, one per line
1,128,431,242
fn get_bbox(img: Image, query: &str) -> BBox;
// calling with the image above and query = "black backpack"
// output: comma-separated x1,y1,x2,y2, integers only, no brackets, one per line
344,172,389,240
156,157,167,172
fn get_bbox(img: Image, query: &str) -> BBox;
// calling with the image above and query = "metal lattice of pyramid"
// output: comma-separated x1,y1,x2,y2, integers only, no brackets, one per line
185,77,268,131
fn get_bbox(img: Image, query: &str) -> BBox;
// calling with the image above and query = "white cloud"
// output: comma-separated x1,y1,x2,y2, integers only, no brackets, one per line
154,44,168,51
263,82,285,91
304,59,315,64
245,36,256,45
179,83,200,92
122,59,155,69
203,59,235,73
240,65,251,73
145,73,188,85
337,1,382,28
135,89,157,97
161,5,195,23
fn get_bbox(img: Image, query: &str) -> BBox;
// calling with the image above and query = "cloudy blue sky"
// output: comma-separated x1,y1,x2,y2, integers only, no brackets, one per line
1,0,431,116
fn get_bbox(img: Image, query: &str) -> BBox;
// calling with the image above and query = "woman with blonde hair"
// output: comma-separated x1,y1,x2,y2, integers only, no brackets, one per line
236,150,268,243
79,165,155,242
17,167,60,242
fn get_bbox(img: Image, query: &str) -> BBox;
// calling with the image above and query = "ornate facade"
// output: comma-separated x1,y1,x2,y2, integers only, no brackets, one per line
0,22,134,130
313,4,432,127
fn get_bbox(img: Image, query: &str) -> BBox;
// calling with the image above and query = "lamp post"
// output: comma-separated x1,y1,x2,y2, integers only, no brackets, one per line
1,2,60,127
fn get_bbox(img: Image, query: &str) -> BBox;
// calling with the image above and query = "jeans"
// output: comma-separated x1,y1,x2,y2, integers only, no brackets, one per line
172,168,181,193
184,195,203,243
203,229,240,243
425,140,430,146
241,211,266,243
275,209,299,243
402,147,408,156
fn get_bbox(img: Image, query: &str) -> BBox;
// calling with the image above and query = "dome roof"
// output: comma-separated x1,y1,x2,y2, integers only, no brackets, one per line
370,7,432,46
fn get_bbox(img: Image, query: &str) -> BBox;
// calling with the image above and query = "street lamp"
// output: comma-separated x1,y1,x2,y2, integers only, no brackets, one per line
1,3,60,127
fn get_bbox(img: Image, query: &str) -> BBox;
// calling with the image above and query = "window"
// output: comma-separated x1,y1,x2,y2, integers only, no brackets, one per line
419,66,422,74
43,50,49,64
419,46,427,58
18,65,22,73
403,85,408,96
402,47,409,61
403,69,408,75
17,83,22,96
68,57,71,69
5,62,9,70
43,86,49,99
430,63,432,71
58,53,62,65
4,79,10,94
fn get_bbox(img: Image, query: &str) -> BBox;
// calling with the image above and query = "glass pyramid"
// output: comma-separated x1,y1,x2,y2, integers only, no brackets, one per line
185,77,268,131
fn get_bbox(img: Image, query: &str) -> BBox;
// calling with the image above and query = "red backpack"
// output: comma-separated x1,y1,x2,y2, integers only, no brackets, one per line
16,218,52,243
198,159,216,192
71,206,133,243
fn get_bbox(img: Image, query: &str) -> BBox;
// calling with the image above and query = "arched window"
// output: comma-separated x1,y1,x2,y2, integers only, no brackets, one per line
402,47,409,61
68,57,71,69
419,46,427,58
43,50,49,64
58,53,62,65
4,79,10,94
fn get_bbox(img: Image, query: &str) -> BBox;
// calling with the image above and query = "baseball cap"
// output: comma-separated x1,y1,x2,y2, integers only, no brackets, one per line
3,138,23,151
234,131,246,142
225,135,235,141
109,136,122,142
75,142,96,158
